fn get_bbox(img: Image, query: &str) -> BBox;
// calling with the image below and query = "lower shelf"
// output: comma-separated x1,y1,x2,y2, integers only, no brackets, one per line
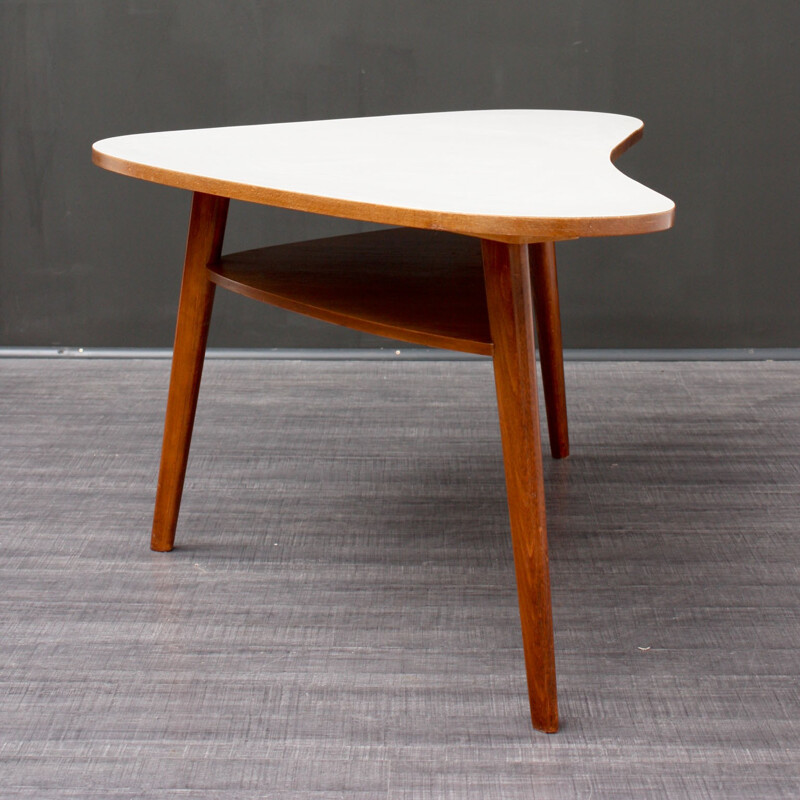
208,227,493,355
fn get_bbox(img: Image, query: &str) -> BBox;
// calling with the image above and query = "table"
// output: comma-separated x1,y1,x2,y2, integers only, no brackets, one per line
93,110,675,732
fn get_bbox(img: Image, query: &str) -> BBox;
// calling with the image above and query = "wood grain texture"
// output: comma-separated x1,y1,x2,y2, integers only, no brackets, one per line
482,239,558,732
530,242,569,459
151,192,228,551
1,358,799,798
210,228,492,355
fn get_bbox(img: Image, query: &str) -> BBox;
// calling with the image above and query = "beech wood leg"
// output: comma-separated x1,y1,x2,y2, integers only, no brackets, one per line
482,239,558,733
151,192,229,552
529,241,569,459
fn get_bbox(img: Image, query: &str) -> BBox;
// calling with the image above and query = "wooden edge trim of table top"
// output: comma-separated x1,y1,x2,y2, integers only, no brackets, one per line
91,126,674,244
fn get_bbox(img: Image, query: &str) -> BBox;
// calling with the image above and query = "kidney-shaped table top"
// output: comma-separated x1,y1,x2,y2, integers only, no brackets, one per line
92,110,674,243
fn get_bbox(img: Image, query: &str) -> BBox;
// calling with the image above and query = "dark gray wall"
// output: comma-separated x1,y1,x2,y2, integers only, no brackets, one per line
1,1,798,349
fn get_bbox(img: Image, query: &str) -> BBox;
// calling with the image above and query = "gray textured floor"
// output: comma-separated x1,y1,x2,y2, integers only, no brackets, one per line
1,358,799,799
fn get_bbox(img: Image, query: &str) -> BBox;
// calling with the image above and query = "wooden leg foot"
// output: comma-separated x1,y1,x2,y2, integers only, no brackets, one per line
530,241,569,459
482,239,559,733
151,192,229,552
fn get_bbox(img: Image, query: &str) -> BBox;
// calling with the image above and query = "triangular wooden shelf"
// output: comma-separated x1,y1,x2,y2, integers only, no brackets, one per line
209,227,493,355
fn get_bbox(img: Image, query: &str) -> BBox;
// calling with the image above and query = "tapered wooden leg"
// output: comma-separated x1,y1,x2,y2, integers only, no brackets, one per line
151,192,229,552
530,241,569,459
482,239,558,733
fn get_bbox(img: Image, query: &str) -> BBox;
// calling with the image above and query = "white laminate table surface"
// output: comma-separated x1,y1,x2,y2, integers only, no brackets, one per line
93,110,675,242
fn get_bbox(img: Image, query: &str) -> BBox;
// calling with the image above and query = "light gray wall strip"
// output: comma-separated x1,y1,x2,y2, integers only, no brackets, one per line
1,348,799,361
